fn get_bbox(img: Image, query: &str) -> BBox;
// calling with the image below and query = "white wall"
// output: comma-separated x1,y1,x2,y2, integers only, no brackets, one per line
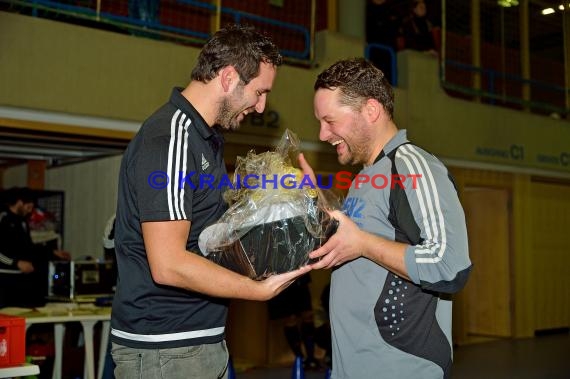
44,155,122,258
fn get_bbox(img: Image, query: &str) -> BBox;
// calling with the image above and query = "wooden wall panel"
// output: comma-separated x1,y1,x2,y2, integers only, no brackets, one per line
463,187,512,337
450,167,537,341
531,181,570,330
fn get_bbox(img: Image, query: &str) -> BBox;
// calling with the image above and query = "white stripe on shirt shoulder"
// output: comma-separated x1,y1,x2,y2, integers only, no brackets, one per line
396,145,447,263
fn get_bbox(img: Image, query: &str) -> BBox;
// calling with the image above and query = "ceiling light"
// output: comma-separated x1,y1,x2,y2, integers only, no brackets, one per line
498,0,519,7
559,4,565,10
542,8,555,14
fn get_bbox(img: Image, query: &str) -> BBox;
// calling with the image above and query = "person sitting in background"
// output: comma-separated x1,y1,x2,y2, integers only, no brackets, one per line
400,0,437,54
0,187,70,308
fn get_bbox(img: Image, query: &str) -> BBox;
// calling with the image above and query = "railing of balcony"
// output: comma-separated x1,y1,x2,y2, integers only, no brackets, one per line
0,0,326,65
3,0,567,118
442,0,569,119
365,0,568,119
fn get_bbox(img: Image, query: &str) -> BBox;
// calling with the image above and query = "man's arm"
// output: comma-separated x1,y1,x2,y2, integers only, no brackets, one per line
308,211,411,280
309,148,471,293
0,251,16,269
52,250,71,261
0,217,34,273
299,152,411,278
395,145,471,293
142,220,311,301
0,251,34,273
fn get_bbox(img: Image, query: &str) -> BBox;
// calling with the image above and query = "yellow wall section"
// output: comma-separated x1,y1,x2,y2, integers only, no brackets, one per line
0,13,199,121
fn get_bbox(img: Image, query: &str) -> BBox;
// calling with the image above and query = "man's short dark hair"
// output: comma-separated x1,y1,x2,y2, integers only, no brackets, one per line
2,187,36,207
314,58,394,120
191,24,283,85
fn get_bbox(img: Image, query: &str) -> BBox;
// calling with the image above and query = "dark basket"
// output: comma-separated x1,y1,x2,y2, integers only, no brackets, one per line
207,215,338,279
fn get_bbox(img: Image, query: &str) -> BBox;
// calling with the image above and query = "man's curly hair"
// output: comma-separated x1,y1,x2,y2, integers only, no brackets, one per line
191,24,282,85
314,58,394,120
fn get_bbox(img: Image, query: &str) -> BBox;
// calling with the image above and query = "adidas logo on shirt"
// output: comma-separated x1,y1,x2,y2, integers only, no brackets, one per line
201,153,210,171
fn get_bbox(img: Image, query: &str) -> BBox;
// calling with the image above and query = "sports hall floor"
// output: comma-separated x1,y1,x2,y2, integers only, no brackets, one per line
235,332,570,378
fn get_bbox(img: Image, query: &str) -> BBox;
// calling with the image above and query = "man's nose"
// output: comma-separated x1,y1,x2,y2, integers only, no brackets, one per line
255,94,267,113
319,123,330,141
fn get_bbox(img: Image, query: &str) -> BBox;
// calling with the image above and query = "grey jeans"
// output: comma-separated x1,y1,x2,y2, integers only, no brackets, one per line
111,341,229,379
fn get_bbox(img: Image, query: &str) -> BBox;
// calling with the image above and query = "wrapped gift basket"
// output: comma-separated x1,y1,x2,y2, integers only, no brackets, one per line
198,129,340,279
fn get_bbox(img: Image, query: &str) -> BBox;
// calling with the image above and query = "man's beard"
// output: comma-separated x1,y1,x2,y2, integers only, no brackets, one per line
215,83,245,131
216,98,241,131
343,142,369,166
339,120,371,166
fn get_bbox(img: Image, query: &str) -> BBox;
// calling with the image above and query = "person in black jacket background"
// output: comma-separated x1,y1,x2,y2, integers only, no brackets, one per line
0,187,70,308
400,0,437,54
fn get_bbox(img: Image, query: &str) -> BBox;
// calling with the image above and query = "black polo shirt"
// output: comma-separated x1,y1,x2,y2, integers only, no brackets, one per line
111,88,229,349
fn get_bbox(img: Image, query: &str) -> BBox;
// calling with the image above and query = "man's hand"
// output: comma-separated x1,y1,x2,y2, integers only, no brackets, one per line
309,210,365,269
309,210,410,279
298,153,317,184
53,250,71,261
255,265,312,301
17,260,34,273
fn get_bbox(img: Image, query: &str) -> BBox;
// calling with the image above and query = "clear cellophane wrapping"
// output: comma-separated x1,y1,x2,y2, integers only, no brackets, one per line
198,129,340,279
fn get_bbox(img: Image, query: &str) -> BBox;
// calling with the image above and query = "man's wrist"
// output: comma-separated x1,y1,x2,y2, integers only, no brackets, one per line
359,231,370,259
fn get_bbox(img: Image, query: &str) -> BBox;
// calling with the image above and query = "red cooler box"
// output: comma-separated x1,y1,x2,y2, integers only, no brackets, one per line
0,314,26,367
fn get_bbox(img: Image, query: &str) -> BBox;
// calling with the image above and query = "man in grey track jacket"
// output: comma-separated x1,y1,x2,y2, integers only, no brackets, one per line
300,58,472,379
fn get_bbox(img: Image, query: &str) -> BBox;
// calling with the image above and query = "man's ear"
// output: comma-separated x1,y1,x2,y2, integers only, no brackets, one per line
219,66,239,93
364,98,382,123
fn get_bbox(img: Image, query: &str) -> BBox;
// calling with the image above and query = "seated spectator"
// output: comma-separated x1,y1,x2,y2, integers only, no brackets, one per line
400,0,437,54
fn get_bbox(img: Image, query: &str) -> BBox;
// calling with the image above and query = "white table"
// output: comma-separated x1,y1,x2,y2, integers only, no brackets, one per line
0,363,40,378
1,306,111,379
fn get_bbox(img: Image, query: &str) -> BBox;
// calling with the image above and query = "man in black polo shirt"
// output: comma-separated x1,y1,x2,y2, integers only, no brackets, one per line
110,24,310,379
